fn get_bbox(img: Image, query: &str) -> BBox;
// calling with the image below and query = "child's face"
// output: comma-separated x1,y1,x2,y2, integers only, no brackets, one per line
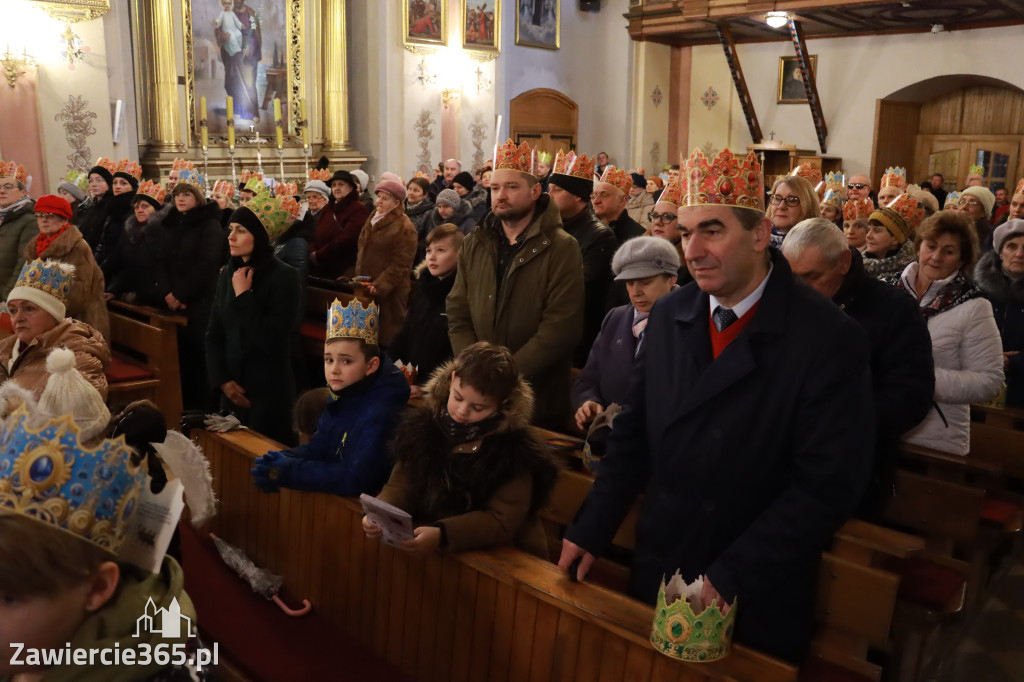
221,0,232,9
0,585,91,675
425,237,459,278
446,374,500,424
324,340,379,392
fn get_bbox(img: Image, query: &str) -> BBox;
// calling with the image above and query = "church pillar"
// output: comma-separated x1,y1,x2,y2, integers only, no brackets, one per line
136,0,183,153
322,0,352,152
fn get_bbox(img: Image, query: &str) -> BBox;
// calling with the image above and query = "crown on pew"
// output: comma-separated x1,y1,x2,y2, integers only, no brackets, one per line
327,298,379,345
651,571,737,663
681,148,764,212
880,166,907,190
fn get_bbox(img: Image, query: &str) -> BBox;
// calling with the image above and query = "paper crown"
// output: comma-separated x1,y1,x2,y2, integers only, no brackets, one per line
63,169,89,191
212,179,235,197
1014,178,1024,197
274,181,299,197
825,171,845,193
136,179,166,205
170,158,197,173
308,168,331,182
280,195,301,221
93,157,117,175
537,151,553,165
886,192,925,231
13,259,74,306
413,171,430,179
327,297,379,345
657,179,684,207
651,571,737,663
682,148,764,212
114,158,142,180
241,170,263,183
552,149,596,180
0,160,27,184
880,166,907,190
597,166,633,196
242,178,267,196
968,164,984,177
944,191,960,208
240,193,295,241
793,163,822,188
0,406,147,554
843,196,875,221
822,188,842,208
175,169,206,191
493,139,536,177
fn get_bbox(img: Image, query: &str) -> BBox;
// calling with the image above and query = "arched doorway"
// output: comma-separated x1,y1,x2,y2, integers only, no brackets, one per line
509,89,578,157
872,76,1024,192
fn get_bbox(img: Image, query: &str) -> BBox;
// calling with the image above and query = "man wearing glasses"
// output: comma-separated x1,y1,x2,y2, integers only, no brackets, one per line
0,161,38,300
847,174,877,207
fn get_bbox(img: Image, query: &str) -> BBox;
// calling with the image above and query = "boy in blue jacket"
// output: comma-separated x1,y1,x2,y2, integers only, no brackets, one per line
251,298,411,496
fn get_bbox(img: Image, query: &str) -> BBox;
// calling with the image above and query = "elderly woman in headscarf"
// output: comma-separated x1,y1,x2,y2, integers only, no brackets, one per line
0,259,109,399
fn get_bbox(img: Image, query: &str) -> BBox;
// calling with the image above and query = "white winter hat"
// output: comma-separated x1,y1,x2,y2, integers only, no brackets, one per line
37,347,110,441
351,169,369,191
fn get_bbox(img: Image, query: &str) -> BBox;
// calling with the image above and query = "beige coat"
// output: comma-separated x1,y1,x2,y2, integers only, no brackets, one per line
23,225,110,342
0,318,110,399
355,209,418,347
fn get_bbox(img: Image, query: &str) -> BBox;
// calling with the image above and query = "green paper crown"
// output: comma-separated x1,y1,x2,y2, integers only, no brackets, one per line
968,164,984,176
650,571,737,663
64,169,89,190
244,192,293,241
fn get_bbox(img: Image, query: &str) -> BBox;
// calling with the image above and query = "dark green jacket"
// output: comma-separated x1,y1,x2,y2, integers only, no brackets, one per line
0,198,38,299
447,194,584,428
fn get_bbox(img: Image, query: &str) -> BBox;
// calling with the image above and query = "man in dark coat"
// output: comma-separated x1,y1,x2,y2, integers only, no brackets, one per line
548,154,617,367
559,150,875,663
782,218,934,517
592,166,645,245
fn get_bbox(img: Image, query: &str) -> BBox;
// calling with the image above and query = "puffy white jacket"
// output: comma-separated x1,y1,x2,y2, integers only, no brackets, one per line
900,264,1005,455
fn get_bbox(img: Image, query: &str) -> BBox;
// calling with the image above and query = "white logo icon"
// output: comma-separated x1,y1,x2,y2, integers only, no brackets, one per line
133,597,196,639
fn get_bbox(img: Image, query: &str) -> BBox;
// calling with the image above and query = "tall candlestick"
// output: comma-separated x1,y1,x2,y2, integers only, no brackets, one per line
300,98,309,149
200,96,209,150
226,96,235,149
273,98,283,149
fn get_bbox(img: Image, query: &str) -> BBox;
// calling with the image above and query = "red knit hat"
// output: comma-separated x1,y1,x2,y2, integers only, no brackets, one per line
34,194,73,220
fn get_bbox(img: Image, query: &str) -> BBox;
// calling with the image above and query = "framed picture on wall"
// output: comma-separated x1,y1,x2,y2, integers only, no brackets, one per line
516,0,559,50
404,0,448,48
777,56,818,104
463,0,500,55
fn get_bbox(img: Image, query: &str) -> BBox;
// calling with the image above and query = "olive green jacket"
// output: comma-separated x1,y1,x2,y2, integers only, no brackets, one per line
0,198,39,300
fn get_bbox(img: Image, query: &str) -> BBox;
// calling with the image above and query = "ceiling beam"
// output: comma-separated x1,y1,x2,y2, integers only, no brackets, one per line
716,23,764,144
788,18,829,154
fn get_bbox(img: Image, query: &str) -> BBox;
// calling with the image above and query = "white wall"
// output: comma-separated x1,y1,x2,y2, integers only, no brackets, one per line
688,24,1024,177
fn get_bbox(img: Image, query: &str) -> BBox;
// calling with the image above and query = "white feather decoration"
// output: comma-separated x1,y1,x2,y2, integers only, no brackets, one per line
152,430,218,525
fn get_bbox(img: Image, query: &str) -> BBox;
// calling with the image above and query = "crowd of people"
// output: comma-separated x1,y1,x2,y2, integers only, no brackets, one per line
1,138,1022,675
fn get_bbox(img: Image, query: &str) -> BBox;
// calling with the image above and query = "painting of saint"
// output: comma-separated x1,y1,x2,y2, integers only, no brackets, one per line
464,1,499,53
516,0,558,50
405,0,447,46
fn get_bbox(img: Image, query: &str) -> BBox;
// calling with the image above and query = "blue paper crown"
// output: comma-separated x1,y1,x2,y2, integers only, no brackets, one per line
944,190,961,208
327,298,379,345
0,407,146,553
176,169,206,191
13,259,74,305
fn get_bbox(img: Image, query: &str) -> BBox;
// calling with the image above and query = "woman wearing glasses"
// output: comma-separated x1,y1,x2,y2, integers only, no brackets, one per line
767,175,820,248
863,194,922,281
645,180,691,284
956,186,996,252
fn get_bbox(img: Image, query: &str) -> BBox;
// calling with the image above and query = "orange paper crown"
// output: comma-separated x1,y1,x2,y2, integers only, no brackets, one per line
94,157,117,175
657,179,684,207
0,160,27,184
114,158,142,180
1013,178,1024,197
597,166,633,196
887,193,925,231
279,195,302,221
682,148,764,212
240,169,263,184
552,149,596,180
136,179,166,205
170,158,197,173
793,163,822,188
880,166,907,190
842,197,874,221
212,180,235,196
493,139,536,176
274,182,299,197
308,168,331,182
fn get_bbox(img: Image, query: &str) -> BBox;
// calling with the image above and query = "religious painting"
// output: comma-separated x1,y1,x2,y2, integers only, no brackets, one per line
404,0,448,48
184,0,303,144
463,0,500,55
777,56,818,104
516,0,559,50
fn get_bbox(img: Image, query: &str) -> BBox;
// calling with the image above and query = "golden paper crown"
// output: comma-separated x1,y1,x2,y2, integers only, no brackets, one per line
275,182,299,197
240,193,294,241
944,191,960,208
13,259,75,306
1014,178,1024,197
0,160,27,184
552,149,596,180
212,180,235,197
880,166,907,190
886,193,925,231
657,179,683,207
175,170,206,192
114,158,142,180
824,171,845,193
136,179,166,205
170,158,197,173
308,168,331,182
94,157,117,175
682,148,764,212
493,139,536,176
597,166,633,196
651,571,737,663
413,171,429,179
327,297,379,345
968,164,984,177
822,188,842,208
843,197,874,221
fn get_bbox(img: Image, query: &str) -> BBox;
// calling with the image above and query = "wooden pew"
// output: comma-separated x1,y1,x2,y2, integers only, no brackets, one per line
105,300,187,426
970,402,1024,431
193,428,798,682
299,283,373,358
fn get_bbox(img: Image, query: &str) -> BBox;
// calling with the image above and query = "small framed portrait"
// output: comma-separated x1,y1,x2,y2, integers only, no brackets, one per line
516,0,559,50
404,0,448,48
463,0,500,55
777,56,818,104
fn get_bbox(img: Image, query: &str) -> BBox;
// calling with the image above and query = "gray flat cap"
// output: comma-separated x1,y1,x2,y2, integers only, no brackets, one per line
612,236,681,281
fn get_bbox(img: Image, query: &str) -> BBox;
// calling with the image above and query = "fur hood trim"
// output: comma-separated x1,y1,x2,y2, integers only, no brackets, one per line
975,250,1024,304
424,359,535,431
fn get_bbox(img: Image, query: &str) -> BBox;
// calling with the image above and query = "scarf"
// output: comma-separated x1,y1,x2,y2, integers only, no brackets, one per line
35,223,70,257
371,205,395,226
436,406,504,444
895,270,983,320
0,196,32,226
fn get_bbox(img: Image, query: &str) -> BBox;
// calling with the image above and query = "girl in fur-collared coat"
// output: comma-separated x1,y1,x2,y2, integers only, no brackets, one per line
363,343,560,558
